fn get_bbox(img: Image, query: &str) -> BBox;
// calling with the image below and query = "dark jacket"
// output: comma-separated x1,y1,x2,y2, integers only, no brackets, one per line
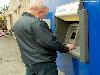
12,12,69,64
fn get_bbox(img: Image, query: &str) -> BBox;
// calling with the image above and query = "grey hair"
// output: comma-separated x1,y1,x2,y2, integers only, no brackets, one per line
28,2,49,11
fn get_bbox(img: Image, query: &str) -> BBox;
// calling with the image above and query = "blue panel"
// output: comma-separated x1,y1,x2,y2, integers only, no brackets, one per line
79,0,100,75
79,63,88,75
72,58,79,75
45,12,54,32
56,52,75,75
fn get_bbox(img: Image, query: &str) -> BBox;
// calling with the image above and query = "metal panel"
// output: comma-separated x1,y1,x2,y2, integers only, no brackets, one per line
79,9,88,62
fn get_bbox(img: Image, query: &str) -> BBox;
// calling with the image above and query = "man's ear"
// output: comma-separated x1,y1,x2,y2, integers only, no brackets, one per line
38,11,43,14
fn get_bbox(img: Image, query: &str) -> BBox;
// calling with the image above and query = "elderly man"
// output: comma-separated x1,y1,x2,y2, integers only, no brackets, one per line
12,3,75,75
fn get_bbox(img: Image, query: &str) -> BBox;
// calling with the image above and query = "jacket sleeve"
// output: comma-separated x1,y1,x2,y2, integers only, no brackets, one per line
31,21,69,53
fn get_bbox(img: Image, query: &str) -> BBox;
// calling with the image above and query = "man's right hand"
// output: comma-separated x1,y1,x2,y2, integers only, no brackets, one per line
66,44,75,50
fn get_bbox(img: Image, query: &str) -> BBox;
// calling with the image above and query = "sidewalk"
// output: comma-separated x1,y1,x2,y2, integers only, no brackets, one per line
0,37,64,75
0,37,25,75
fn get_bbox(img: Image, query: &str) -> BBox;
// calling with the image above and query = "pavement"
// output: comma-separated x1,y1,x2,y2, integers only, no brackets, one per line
0,37,25,75
0,37,64,75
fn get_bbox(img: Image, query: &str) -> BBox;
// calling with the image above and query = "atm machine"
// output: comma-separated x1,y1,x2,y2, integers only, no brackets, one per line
55,0,88,63
52,0,100,75
55,0,88,75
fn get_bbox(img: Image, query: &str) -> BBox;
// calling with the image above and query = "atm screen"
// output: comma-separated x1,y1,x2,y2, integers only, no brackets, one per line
65,23,79,44
70,32,76,39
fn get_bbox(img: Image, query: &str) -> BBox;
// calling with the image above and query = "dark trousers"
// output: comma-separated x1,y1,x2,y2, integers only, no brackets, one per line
25,62,58,75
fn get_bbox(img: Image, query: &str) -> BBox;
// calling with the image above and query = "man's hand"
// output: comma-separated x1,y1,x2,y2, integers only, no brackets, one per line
66,44,75,50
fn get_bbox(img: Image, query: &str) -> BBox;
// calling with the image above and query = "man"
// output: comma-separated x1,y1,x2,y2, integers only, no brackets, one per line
12,3,75,75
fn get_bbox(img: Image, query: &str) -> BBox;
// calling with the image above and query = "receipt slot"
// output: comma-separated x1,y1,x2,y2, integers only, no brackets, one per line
55,1,88,62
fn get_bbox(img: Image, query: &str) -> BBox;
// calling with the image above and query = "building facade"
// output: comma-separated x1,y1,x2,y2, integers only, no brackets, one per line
4,0,31,30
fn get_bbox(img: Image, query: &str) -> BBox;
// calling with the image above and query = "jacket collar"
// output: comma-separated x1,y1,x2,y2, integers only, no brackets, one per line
22,12,35,17
22,12,42,20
